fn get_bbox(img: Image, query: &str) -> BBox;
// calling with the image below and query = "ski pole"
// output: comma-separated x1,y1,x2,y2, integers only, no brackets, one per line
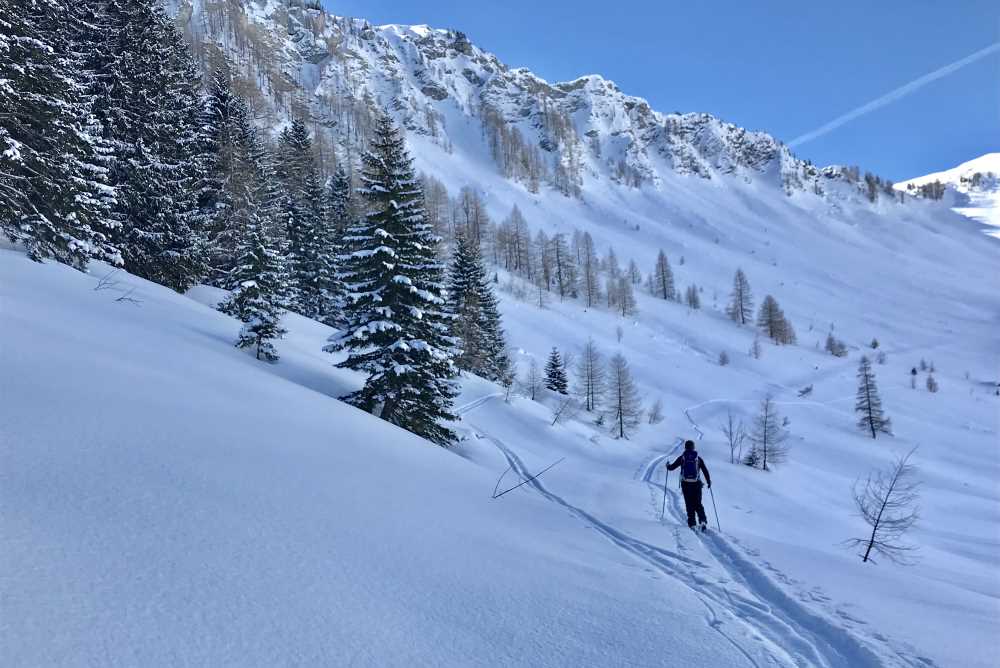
709,486,721,532
660,468,668,520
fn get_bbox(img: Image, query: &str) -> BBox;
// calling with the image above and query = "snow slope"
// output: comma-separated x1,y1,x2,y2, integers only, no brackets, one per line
3,184,999,666
4,1,999,665
897,153,1000,238
0,249,762,667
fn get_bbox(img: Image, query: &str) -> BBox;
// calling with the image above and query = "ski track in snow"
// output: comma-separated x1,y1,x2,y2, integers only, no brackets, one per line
460,395,929,668
647,403,938,668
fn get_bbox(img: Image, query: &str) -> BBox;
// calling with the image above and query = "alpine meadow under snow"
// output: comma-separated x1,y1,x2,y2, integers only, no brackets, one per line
2,1,999,667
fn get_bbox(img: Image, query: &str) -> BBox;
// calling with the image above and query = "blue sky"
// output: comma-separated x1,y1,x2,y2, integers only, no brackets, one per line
327,0,998,181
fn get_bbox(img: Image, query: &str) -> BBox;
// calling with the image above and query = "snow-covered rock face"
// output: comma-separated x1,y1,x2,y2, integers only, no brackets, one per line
171,0,875,201
897,153,1000,237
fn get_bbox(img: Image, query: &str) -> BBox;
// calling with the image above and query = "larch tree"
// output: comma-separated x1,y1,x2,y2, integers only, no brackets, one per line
685,284,701,310
578,231,601,307
651,250,675,300
574,338,606,412
544,347,569,394
627,258,642,285
726,268,754,325
549,232,577,300
847,447,920,564
616,276,638,317
607,353,643,439
325,112,459,446
744,395,789,470
856,356,892,438
757,294,796,344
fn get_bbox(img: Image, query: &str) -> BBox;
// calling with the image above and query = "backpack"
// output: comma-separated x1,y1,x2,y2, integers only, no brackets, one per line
680,450,701,482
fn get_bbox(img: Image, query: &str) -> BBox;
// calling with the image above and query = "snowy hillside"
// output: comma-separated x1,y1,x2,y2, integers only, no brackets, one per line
897,153,1000,238
0,250,748,667
4,242,998,667
4,1,1000,666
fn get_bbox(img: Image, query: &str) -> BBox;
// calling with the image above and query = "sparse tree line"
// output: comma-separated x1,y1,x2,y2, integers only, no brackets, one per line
512,339,646,440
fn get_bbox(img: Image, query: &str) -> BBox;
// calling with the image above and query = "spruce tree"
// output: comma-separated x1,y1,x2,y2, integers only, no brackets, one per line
544,347,569,394
277,120,334,320
199,69,245,286
448,232,509,382
856,356,892,438
726,268,754,325
0,0,118,269
219,210,287,362
326,113,458,446
321,166,353,326
652,250,675,300
87,0,207,291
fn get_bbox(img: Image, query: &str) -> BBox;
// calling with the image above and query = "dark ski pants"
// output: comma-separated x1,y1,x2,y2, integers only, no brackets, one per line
681,481,707,527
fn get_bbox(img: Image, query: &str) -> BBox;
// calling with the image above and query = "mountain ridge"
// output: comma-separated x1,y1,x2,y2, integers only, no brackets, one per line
169,0,902,207
896,153,1000,237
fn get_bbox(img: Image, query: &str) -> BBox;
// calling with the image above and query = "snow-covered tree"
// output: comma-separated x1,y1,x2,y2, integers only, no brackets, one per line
856,356,892,439
325,112,458,446
757,294,796,344
277,119,338,321
651,250,675,300
218,209,286,362
198,70,284,293
544,347,569,394
0,0,118,269
744,395,789,470
574,338,606,412
607,353,642,439
321,166,353,325
448,231,508,381
726,268,754,325
85,0,208,291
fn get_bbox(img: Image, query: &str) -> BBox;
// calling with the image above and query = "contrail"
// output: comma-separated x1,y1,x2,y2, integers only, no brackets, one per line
789,42,1000,147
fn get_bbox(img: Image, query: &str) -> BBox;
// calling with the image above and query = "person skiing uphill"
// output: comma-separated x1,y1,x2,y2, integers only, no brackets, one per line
667,440,712,531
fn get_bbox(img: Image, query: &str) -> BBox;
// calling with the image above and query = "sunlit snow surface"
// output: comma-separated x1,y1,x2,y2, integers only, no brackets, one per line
898,153,1000,238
